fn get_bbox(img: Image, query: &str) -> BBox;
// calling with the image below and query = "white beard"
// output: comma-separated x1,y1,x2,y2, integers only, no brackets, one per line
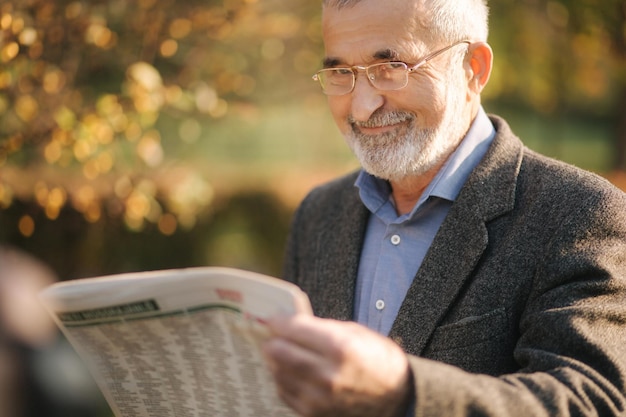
344,88,467,181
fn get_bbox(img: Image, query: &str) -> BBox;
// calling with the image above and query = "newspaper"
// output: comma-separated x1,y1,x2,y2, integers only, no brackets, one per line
39,267,312,417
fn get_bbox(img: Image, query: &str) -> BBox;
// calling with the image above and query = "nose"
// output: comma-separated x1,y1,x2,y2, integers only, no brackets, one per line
350,70,384,122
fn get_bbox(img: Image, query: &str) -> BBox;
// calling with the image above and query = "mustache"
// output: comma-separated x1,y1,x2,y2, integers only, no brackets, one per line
349,110,414,129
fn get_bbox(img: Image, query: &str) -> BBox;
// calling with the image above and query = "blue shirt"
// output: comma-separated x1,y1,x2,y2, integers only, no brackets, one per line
353,108,496,336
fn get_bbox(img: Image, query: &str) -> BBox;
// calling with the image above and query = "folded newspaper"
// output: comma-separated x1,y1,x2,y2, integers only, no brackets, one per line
39,267,312,417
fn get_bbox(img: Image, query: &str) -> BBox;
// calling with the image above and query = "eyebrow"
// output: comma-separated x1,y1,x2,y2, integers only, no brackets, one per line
373,48,400,60
322,57,342,68
322,48,401,68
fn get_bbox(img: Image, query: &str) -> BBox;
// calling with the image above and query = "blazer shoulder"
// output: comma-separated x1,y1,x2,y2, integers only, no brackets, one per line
466,115,626,225
520,146,626,206
298,170,361,213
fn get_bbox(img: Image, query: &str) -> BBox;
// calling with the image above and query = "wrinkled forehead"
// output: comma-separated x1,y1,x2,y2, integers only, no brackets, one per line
322,0,426,64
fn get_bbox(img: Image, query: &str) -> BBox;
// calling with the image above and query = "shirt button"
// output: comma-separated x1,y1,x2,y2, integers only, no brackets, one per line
375,299,385,310
390,234,401,245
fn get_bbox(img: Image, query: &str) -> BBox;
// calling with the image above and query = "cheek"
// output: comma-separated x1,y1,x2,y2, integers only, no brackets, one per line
397,80,443,124
327,96,352,134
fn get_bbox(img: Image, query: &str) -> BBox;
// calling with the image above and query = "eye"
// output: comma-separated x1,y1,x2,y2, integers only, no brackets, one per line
333,68,353,76
381,62,408,70
370,62,406,78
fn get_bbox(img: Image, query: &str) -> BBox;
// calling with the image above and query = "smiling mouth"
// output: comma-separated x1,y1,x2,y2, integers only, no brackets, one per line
352,118,411,137
355,123,400,135
350,111,414,135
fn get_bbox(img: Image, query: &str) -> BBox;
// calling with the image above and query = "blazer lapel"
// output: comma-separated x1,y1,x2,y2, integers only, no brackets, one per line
389,116,524,355
311,178,370,321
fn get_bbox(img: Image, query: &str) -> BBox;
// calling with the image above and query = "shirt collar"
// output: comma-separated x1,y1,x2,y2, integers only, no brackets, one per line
356,107,495,215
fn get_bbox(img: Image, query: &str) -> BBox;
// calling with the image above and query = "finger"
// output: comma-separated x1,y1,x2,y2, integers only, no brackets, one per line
265,313,353,355
276,380,331,417
262,337,333,416
262,334,325,378
274,377,324,417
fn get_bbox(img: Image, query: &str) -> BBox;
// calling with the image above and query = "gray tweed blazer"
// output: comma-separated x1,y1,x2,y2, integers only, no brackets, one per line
283,115,626,416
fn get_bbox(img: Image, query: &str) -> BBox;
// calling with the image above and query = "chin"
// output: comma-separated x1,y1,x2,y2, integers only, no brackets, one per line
353,141,445,182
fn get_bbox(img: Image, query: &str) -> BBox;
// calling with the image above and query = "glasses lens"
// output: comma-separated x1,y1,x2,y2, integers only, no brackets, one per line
317,68,354,95
368,62,409,90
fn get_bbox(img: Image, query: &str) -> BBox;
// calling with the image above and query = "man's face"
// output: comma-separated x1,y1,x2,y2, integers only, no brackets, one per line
321,0,472,181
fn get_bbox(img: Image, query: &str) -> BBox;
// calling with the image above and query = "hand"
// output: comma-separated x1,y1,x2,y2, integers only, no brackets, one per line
262,314,412,417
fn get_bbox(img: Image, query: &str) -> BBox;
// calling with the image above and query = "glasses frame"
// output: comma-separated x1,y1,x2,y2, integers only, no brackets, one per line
312,40,471,96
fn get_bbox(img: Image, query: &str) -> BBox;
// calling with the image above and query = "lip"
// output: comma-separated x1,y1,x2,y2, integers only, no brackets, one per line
355,120,406,136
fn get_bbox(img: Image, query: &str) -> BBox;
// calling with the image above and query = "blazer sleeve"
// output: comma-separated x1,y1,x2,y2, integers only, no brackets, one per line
407,183,626,417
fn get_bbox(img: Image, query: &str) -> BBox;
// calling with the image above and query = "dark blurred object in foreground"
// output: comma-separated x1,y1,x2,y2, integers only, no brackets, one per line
0,246,109,417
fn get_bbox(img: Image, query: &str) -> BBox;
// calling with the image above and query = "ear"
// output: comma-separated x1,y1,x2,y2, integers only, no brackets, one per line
465,42,493,94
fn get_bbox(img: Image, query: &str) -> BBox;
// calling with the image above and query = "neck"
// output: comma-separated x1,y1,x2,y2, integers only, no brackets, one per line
389,162,443,215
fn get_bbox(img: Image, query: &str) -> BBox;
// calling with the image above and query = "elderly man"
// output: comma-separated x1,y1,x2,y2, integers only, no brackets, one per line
262,0,626,416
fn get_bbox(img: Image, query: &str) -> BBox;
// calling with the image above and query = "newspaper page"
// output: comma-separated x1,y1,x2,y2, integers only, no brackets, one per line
39,267,311,417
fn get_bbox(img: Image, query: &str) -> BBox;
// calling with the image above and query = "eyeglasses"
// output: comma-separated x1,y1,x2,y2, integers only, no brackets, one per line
312,40,470,96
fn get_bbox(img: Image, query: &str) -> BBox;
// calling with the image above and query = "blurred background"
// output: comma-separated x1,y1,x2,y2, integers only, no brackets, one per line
0,0,624,415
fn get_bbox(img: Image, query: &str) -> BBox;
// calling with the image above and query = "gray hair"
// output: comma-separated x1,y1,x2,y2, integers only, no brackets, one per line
322,0,489,43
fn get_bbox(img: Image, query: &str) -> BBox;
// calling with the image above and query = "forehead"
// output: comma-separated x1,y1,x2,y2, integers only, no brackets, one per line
322,0,424,64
